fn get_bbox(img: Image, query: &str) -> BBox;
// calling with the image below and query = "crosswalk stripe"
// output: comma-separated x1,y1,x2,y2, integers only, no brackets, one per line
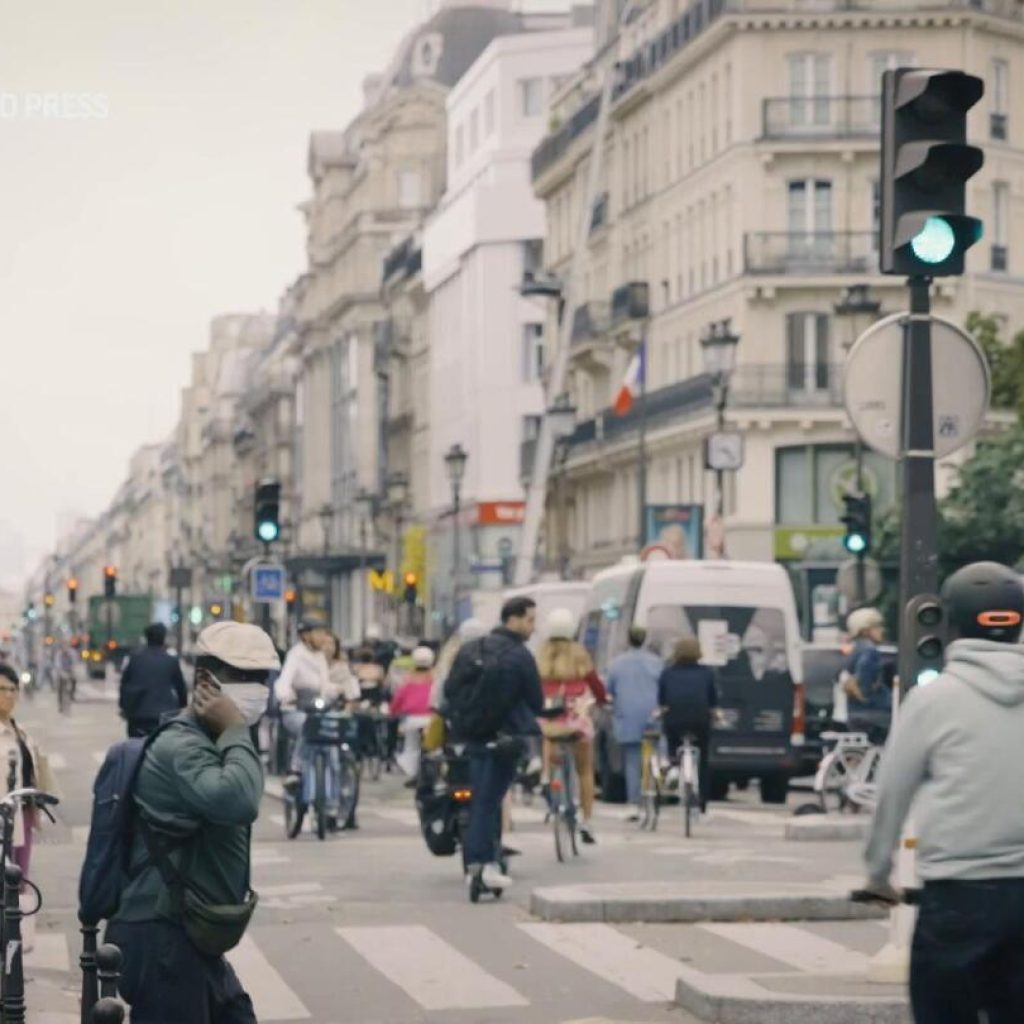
47,753,68,771
260,882,321,897
518,923,682,1002
71,826,90,846
701,922,869,974
337,925,528,1010
366,806,421,828
226,935,310,1021
24,932,71,972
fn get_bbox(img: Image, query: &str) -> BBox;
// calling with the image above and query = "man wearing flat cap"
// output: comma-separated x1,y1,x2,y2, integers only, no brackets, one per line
106,621,279,1024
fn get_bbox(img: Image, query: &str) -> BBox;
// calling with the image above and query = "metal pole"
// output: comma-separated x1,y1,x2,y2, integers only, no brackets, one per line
898,277,938,699
452,483,462,626
3,863,25,1024
79,917,99,1024
360,518,368,639
715,381,726,518
636,327,648,553
175,584,184,654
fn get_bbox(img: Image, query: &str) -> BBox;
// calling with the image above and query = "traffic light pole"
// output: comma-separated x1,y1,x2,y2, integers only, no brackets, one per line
897,277,939,698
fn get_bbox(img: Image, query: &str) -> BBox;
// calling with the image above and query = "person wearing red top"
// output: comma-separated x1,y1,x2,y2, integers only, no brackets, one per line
392,646,436,779
537,608,607,844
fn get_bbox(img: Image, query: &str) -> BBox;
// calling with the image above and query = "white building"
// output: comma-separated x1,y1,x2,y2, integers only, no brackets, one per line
422,25,594,623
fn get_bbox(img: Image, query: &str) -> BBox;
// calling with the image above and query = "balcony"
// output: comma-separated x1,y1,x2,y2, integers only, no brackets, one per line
571,301,611,345
381,237,422,286
610,282,650,326
729,364,844,408
761,96,879,140
531,93,601,182
744,232,876,275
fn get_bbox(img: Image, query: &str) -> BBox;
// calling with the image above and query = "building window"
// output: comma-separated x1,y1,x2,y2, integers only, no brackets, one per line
992,59,1008,140
869,52,913,121
993,181,1009,271
484,88,495,136
787,179,833,260
469,109,479,152
521,323,544,382
398,169,421,209
787,53,830,126
786,313,831,392
454,125,464,167
519,77,543,117
522,238,543,280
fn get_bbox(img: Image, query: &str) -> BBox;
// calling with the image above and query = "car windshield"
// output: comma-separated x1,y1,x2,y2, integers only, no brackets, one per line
645,604,790,684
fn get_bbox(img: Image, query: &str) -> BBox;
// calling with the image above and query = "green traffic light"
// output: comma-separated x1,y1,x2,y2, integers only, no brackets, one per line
844,533,867,555
911,216,956,264
917,668,940,686
257,521,279,543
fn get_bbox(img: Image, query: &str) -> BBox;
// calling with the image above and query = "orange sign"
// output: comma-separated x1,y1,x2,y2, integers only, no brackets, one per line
476,501,525,526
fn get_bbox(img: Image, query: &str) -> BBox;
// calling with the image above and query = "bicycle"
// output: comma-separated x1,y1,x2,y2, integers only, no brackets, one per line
639,726,662,831
676,732,701,838
355,704,392,781
813,730,881,813
545,727,582,862
283,699,360,841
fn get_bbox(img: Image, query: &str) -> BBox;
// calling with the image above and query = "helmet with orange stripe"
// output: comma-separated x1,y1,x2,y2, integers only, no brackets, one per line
942,561,1024,643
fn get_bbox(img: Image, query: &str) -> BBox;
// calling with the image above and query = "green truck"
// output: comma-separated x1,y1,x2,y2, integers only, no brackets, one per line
87,595,152,677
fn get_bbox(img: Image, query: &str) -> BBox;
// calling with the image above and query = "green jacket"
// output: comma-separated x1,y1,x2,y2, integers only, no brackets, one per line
114,712,263,924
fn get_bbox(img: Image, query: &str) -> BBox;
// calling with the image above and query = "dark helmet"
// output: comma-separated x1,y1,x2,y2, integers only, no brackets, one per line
941,561,1024,643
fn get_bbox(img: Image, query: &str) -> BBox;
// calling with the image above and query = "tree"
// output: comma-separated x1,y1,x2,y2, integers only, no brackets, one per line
966,311,1024,420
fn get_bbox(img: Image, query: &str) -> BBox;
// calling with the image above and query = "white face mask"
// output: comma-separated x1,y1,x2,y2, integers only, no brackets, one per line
224,683,269,726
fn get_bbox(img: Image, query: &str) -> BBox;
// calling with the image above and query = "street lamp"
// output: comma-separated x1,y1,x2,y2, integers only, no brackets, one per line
700,319,741,521
317,504,334,556
547,395,577,575
386,472,410,630
444,443,469,627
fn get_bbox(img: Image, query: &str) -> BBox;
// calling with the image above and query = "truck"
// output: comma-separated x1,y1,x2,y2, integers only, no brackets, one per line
86,595,153,677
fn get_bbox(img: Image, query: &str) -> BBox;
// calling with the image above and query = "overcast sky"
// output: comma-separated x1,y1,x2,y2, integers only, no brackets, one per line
0,0,571,589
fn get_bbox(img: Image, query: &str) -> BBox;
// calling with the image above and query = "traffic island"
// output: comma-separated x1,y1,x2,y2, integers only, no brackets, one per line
784,815,870,842
529,882,885,924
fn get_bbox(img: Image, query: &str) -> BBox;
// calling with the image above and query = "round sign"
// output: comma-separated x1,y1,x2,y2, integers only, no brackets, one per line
843,313,990,460
640,543,672,562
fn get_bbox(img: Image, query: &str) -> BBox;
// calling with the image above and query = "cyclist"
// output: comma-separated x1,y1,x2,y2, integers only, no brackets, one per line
862,562,1024,1023
392,646,435,779
537,608,606,844
657,637,717,813
275,618,331,792
841,607,891,742
326,633,361,706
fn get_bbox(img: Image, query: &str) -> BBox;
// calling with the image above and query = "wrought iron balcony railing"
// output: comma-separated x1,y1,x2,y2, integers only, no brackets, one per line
744,232,877,275
761,96,879,139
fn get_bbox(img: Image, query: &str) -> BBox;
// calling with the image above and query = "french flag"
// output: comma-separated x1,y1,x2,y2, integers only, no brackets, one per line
613,343,645,416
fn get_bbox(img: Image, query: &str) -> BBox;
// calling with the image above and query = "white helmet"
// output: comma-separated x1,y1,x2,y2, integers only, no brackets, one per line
546,607,577,641
847,607,884,638
458,618,486,640
412,645,435,669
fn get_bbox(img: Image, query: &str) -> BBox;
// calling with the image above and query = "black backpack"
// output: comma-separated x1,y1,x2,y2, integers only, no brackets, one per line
444,634,517,742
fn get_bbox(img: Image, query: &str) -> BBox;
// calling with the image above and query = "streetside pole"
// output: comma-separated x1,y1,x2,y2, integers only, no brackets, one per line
636,326,648,553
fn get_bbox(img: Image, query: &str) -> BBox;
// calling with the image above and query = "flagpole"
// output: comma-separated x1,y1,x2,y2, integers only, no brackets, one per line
636,325,648,553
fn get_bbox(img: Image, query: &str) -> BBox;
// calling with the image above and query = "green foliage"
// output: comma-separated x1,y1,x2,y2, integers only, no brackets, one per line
966,311,1024,419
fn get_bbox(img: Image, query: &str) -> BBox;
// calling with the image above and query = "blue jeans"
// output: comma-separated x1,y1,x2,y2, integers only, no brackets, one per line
464,747,518,867
621,742,642,806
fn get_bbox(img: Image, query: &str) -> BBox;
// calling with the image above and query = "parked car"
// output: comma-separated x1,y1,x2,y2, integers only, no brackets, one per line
583,558,806,805
800,642,897,774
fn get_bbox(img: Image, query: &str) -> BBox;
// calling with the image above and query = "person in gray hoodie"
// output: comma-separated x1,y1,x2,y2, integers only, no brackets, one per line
862,561,1024,1024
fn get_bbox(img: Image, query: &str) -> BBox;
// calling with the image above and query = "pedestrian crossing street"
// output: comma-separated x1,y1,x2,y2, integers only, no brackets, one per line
28,916,890,1022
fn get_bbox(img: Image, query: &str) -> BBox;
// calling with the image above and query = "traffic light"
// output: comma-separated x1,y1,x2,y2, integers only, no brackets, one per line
403,572,418,605
284,588,297,611
209,602,224,619
904,594,945,687
879,68,984,276
254,479,282,544
103,565,118,599
43,592,55,608
840,492,872,555
67,577,78,603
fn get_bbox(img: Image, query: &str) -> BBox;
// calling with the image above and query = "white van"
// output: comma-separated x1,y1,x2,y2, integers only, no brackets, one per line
581,559,805,804
503,580,591,654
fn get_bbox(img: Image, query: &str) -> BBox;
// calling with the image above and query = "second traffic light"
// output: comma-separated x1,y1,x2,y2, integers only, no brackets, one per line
403,572,418,605
879,68,984,276
254,479,281,544
841,492,872,556
103,565,118,599
67,577,79,603
903,593,946,688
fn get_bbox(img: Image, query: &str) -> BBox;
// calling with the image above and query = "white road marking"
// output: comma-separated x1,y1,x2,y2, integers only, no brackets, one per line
24,932,70,972
365,806,420,828
47,753,67,771
259,882,322,897
226,935,310,1020
518,922,683,1002
701,922,870,974
337,925,528,1010
71,826,90,846
268,813,285,828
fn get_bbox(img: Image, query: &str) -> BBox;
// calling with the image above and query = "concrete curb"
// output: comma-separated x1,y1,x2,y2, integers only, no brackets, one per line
529,883,885,923
785,815,869,842
674,974,909,1024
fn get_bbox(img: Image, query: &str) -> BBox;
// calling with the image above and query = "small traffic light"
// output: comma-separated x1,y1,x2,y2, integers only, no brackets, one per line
254,479,282,544
284,588,297,610
879,68,985,276
103,565,118,599
67,577,78,603
209,602,224,619
840,492,872,555
904,594,945,687
43,592,55,608
403,572,418,606
25,604,36,622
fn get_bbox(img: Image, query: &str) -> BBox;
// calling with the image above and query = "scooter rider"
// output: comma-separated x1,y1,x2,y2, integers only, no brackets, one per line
862,561,1024,1023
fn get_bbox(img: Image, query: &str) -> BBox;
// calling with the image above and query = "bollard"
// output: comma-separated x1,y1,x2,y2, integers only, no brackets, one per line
79,916,100,1024
91,996,125,1023
95,943,122,1001
2,862,25,1024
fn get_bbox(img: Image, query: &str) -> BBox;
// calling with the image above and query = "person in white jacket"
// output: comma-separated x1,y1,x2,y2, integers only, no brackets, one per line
276,619,332,789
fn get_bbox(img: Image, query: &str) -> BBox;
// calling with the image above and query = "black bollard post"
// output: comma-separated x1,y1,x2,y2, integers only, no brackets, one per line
95,943,122,1001
3,862,25,1024
91,996,125,1023
79,916,100,1024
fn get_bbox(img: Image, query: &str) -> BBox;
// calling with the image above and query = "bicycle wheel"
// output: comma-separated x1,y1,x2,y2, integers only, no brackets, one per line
314,753,328,841
285,796,306,839
820,749,864,813
683,782,694,837
336,751,360,830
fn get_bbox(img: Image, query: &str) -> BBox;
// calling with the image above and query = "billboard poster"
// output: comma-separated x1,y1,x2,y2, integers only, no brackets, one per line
644,504,705,560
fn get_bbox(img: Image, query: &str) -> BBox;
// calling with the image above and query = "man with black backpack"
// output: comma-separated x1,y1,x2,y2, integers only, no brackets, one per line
445,596,543,891
89,621,279,1024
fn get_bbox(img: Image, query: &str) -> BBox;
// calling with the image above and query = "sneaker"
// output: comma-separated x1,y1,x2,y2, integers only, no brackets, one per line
665,766,680,788
526,755,543,776
500,845,522,858
481,863,513,889
624,811,640,824
580,824,597,845
283,772,301,794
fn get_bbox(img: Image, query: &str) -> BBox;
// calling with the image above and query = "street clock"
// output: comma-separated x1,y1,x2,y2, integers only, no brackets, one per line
704,431,744,472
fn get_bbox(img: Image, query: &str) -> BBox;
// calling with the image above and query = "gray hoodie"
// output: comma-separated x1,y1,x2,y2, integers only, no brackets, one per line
865,639,1024,886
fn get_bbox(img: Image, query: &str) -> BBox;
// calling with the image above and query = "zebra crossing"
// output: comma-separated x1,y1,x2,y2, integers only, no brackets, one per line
25,916,889,1022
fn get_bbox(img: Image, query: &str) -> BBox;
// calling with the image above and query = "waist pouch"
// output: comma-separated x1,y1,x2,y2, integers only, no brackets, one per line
181,887,258,956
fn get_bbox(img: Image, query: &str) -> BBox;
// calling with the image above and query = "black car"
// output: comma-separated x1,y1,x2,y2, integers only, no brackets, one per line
799,642,897,774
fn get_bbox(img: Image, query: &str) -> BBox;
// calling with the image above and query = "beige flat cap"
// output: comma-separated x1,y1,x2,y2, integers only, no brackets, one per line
196,622,280,671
